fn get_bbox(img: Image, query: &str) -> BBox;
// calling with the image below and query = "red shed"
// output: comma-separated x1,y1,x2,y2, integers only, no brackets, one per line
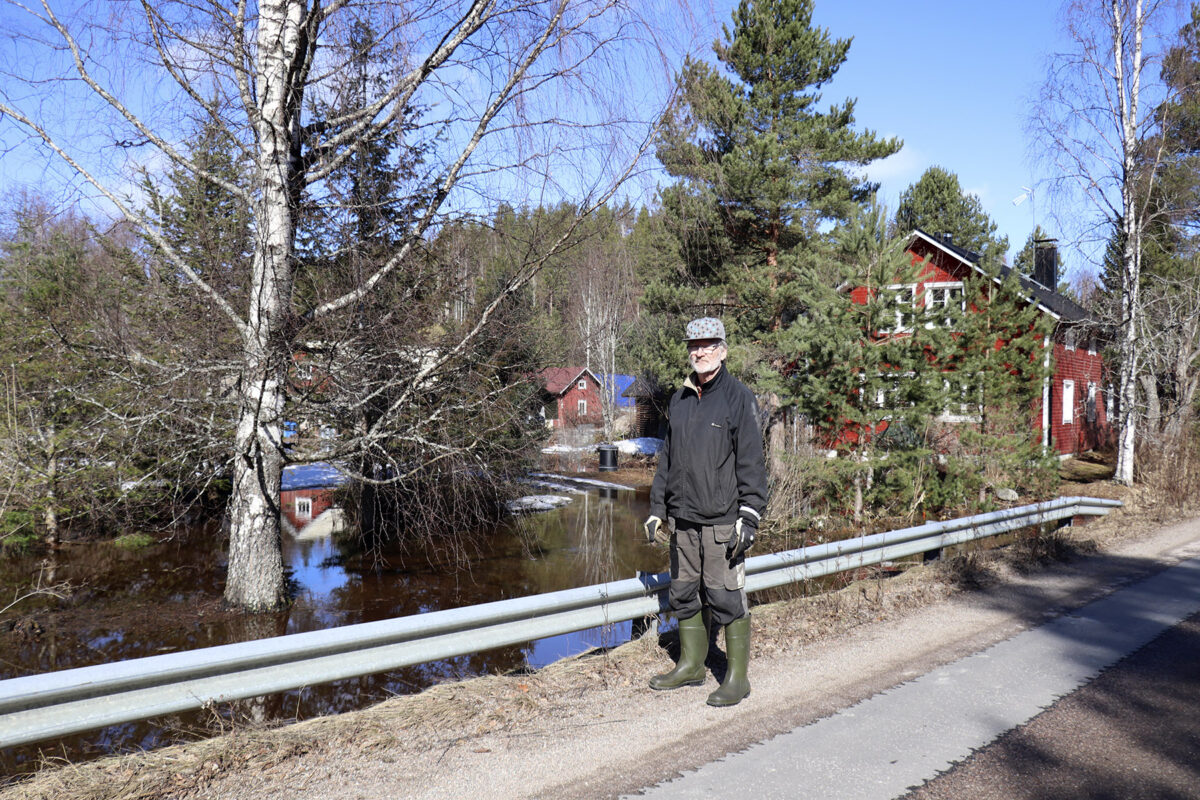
538,367,605,429
861,230,1110,456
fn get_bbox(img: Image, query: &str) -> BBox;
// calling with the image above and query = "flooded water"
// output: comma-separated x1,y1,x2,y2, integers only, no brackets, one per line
0,472,664,775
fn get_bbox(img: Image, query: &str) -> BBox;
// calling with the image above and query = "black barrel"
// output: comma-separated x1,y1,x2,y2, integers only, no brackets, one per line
597,444,619,472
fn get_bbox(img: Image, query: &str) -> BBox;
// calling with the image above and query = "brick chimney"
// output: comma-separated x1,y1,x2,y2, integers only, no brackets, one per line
1033,239,1058,291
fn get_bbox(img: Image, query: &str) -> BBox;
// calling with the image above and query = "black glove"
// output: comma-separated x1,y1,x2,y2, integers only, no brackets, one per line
727,513,757,560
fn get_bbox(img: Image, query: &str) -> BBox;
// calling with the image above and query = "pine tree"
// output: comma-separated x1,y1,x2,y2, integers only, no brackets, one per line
765,200,948,521
651,0,900,337
940,265,1056,507
894,166,1008,264
0,199,175,542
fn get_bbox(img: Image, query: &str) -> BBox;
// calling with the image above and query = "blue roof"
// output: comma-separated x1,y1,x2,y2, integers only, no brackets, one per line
601,374,636,408
281,462,349,491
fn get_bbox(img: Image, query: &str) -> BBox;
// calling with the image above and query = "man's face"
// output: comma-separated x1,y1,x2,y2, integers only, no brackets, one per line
687,338,727,378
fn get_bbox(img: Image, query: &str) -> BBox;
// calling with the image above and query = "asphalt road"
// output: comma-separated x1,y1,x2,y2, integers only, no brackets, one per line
902,610,1200,800
625,552,1200,800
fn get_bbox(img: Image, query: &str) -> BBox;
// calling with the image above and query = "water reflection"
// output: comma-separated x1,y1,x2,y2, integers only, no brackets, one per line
0,478,664,774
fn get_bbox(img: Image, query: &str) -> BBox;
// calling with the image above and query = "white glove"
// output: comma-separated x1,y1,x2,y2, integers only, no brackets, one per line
643,515,667,545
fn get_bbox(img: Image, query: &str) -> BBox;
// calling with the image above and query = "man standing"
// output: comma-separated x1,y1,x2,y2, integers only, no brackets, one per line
644,317,767,707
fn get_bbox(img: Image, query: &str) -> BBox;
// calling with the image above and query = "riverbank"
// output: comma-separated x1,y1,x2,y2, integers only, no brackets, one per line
6,475,1198,800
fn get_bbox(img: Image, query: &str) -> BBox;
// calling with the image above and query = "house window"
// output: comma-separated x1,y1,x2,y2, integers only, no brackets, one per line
885,284,918,333
869,372,914,411
924,282,965,328
578,379,587,391
1062,379,1075,425
1064,327,1077,351
939,377,978,422
1087,382,1098,423
578,398,587,416
295,497,313,520
295,360,314,382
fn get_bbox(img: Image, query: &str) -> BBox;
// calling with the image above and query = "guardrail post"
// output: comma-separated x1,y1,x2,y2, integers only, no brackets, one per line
633,571,660,639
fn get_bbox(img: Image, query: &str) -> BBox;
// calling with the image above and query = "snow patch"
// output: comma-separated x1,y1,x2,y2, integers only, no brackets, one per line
506,495,573,513
540,437,662,456
529,473,635,491
613,437,662,456
519,478,588,494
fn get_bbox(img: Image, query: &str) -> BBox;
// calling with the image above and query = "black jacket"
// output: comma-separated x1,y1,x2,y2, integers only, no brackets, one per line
649,366,768,525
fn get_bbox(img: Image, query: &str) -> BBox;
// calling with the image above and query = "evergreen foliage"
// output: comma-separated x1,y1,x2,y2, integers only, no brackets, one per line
766,200,949,520
894,166,1009,264
0,197,207,542
648,0,901,345
940,265,1057,507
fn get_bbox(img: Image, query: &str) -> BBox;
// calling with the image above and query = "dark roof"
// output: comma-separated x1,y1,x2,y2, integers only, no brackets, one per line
622,376,658,398
910,229,1091,323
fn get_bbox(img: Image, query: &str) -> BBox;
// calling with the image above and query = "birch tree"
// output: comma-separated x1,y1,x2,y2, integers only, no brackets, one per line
1031,0,1182,484
0,0,664,610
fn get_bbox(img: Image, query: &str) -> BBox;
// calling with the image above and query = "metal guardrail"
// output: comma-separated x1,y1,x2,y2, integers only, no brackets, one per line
0,496,1121,749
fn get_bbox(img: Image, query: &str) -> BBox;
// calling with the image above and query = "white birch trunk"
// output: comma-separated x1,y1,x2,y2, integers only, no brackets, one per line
223,0,301,611
1113,0,1144,486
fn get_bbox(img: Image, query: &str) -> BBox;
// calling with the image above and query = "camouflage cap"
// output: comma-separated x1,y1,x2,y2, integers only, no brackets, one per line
683,317,726,342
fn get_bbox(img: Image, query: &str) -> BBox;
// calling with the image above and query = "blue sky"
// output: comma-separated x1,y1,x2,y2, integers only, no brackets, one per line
696,0,1072,276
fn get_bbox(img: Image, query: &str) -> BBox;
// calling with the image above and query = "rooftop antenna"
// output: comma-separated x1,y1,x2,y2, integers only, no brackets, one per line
1011,185,1036,239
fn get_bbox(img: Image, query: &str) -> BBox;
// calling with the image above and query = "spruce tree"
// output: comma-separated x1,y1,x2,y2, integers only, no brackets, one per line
894,166,1008,264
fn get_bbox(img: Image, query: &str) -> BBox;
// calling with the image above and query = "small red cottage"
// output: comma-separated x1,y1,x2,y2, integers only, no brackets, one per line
281,487,339,539
537,367,604,430
882,230,1110,456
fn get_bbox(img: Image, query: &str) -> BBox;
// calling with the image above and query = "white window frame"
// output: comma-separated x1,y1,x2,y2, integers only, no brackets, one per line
1064,327,1077,351
868,371,916,414
577,379,587,391
884,283,918,333
295,497,313,520
937,377,981,423
1087,382,1098,423
577,398,587,416
1062,379,1075,425
923,281,965,329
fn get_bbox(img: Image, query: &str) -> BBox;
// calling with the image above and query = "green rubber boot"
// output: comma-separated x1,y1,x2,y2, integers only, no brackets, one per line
707,616,751,707
649,613,708,690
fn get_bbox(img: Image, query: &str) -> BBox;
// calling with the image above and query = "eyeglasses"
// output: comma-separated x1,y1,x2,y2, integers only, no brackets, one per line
687,341,723,354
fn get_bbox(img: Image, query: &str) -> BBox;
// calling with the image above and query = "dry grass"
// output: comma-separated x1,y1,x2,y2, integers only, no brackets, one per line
5,475,1198,800
1058,451,1116,482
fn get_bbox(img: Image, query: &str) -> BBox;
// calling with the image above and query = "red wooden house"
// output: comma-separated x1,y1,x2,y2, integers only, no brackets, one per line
857,229,1110,456
281,487,338,536
537,367,605,429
